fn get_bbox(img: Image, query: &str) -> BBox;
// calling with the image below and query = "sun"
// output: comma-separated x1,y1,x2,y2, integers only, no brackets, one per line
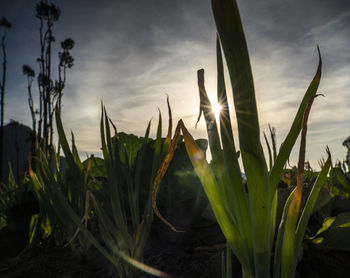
208,95,223,122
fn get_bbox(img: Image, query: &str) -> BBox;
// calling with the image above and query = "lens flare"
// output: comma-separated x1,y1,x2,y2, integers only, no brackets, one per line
208,94,223,122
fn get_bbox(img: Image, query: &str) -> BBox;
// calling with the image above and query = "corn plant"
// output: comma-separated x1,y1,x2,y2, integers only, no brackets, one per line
153,1,331,277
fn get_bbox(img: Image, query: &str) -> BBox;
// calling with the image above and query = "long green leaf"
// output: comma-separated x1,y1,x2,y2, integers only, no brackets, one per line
294,150,331,263
211,1,271,275
55,108,84,185
264,132,273,171
270,49,322,198
197,69,237,223
216,36,254,272
180,120,249,271
100,106,131,245
273,189,295,278
281,96,315,278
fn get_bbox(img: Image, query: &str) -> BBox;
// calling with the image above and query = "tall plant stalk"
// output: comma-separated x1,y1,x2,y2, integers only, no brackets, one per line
22,1,74,154
0,17,11,183
23,65,37,132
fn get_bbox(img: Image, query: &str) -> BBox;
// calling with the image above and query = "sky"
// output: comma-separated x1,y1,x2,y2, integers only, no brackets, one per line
1,0,350,169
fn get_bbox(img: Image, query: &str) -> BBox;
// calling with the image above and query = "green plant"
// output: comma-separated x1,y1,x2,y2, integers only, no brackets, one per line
92,105,166,277
95,101,207,276
308,148,350,251
28,135,91,249
153,1,331,277
310,211,350,251
29,105,177,277
0,165,37,234
329,161,350,196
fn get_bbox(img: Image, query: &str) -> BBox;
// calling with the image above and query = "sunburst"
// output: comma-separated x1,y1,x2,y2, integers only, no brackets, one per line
208,94,223,122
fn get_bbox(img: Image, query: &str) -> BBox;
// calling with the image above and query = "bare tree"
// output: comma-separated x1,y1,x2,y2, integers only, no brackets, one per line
0,17,12,182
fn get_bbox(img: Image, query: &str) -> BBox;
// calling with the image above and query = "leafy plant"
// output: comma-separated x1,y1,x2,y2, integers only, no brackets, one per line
329,162,350,196
29,105,178,277
308,145,350,253
153,1,331,277
28,131,91,249
92,105,166,277
310,211,350,251
0,165,37,234
96,101,207,276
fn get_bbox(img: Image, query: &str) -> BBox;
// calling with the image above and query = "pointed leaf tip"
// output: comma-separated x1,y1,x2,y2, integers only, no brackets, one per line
166,94,172,140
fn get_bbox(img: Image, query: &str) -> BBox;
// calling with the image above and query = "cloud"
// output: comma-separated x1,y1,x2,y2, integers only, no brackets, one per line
1,0,349,167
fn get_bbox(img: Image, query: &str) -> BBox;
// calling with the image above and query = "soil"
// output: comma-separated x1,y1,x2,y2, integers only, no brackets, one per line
1,188,350,278
0,217,237,278
1,219,350,278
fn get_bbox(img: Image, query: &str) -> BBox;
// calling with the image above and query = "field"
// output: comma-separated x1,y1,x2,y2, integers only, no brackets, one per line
1,0,350,277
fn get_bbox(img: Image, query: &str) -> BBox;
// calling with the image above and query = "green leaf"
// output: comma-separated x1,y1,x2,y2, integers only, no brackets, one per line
180,120,249,271
55,109,84,186
281,95,318,278
331,167,350,192
117,132,144,168
211,1,271,275
273,189,295,278
264,132,273,171
312,212,350,251
294,150,331,263
83,157,106,178
270,49,322,198
216,36,254,272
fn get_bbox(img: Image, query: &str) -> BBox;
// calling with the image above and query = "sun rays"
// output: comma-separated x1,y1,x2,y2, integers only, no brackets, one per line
208,94,223,122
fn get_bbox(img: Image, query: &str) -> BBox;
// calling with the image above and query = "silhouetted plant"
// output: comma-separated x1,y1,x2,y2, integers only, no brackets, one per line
56,37,75,115
23,65,37,133
0,16,12,183
35,0,60,146
23,1,74,151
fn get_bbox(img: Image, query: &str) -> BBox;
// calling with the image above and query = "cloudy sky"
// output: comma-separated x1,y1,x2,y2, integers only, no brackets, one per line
1,0,350,168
